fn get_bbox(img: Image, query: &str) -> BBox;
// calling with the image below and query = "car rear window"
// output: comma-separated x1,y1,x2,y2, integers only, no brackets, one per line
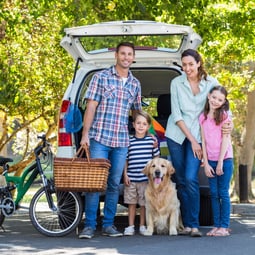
79,34,184,54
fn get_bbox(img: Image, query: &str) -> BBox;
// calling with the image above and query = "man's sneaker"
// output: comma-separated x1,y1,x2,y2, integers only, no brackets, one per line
139,225,147,235
124,225,135,236
79,227,94,239
102,225,123,237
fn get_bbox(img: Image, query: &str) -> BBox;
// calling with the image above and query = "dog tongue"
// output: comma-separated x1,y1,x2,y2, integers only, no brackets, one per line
154,178,161,184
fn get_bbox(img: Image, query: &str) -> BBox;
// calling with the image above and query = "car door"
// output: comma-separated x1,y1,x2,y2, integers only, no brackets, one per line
60,20,202,69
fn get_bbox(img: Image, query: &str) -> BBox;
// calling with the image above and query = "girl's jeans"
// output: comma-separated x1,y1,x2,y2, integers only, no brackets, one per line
167,137,201,228
208,158,233,228
84,139,128,230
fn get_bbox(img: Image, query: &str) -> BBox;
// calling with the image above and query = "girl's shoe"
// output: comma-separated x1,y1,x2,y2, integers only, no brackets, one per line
206,227,219,236
213,228,230,237
124,225,135,236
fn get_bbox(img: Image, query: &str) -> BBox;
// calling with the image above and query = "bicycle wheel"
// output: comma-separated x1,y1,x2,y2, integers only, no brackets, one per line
0,192,6,227
29,187,83,237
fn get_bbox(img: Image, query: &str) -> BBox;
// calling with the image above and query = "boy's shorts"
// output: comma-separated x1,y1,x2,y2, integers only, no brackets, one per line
124,181,147,206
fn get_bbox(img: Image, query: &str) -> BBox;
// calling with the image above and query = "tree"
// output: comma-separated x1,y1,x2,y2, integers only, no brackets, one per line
0,0,74,164
0,0,254,199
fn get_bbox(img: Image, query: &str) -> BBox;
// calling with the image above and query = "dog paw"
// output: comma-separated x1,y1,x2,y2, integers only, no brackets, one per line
143,230,153,236
169,229,178,236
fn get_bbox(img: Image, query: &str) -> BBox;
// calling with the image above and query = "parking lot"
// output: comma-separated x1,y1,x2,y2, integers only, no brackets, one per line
1,204,255,255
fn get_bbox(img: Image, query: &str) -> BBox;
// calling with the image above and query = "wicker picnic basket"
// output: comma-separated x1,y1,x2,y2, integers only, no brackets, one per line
54,146,110,192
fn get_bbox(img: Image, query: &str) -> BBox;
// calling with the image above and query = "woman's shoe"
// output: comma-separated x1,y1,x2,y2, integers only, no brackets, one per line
190,228,202,237
179,227,192,235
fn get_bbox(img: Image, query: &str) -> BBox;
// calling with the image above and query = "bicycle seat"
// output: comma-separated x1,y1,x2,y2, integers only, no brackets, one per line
0,156,13,166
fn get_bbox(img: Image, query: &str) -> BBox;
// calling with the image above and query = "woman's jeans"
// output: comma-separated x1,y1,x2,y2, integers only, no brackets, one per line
84,139,128,230
208,159,233,228
167,137,201,228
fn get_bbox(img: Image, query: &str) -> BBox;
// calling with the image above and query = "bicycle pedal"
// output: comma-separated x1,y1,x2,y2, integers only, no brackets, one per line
8,185,16,191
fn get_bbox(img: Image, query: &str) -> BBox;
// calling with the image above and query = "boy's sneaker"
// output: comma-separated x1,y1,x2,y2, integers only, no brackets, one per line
124,225,135,236
79,227,94,239
139,225,147,235
102,225,123,237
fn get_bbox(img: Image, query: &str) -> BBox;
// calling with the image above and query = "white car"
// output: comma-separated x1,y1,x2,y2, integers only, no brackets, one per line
57,20,201,157
56,20,211,225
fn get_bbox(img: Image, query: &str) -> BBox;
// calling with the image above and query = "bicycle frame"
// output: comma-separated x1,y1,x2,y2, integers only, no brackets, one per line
1,134,83,237
5,160,40,207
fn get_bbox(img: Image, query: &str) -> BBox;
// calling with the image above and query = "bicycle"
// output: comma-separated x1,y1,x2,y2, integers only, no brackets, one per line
0,134,83,237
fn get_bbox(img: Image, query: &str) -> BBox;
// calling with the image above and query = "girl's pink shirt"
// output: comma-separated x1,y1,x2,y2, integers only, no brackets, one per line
199,113,233,161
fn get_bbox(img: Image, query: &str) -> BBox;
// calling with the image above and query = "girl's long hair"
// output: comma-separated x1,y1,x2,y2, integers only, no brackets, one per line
181,49,208,81
203,85,229,125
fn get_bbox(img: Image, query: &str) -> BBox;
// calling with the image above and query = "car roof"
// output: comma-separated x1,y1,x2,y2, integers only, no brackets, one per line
60,20,202,68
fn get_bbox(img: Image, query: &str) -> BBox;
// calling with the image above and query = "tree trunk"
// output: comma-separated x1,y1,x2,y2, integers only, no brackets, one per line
0,112,8,156
238,91,255,200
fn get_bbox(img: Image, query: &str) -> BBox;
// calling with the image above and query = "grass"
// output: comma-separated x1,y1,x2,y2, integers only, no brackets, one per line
21,186,39,203
10,168,53,204
12,183,43,204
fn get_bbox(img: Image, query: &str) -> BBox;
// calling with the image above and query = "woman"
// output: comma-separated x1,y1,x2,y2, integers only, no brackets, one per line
165,49,221,237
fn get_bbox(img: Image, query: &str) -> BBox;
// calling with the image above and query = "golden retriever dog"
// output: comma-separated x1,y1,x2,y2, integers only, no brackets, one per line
142,158,182,236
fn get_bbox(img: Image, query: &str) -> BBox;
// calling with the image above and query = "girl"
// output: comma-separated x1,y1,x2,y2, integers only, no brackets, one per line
199,85,233,237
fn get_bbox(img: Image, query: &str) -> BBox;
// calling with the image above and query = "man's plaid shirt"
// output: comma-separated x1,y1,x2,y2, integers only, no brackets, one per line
85,65,142,147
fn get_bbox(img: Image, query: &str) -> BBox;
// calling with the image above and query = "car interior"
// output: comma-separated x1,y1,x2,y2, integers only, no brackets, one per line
74,67,180,149
73,66,179,187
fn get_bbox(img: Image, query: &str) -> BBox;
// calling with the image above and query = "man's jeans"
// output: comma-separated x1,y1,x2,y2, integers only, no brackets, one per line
208,159,233,228
167,137,201,228
84,139,128,230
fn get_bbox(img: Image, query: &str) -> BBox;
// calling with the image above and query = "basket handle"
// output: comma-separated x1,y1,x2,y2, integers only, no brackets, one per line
74,144,91,163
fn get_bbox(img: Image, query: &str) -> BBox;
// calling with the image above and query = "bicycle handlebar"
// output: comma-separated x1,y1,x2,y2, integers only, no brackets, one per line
34,134,51,157
37,134,46,140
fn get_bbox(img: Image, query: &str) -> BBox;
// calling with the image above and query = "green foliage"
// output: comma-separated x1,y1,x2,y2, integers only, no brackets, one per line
0,0,254,162
0,0,74,154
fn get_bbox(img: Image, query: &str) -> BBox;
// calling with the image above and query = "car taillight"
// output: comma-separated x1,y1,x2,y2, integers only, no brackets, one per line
58,100,72,146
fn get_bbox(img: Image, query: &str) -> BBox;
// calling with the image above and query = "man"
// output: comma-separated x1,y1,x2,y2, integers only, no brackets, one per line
79,42,142,239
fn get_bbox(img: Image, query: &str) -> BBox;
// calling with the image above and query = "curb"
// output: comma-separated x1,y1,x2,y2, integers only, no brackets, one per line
13,203,255,216
231,203,255,216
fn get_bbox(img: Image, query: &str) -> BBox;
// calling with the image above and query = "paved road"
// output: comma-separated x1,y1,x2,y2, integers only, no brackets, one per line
0,207,255,255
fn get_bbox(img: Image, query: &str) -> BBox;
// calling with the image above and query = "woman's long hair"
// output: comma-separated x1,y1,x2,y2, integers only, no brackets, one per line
181,49,208,81
203,85,229,125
